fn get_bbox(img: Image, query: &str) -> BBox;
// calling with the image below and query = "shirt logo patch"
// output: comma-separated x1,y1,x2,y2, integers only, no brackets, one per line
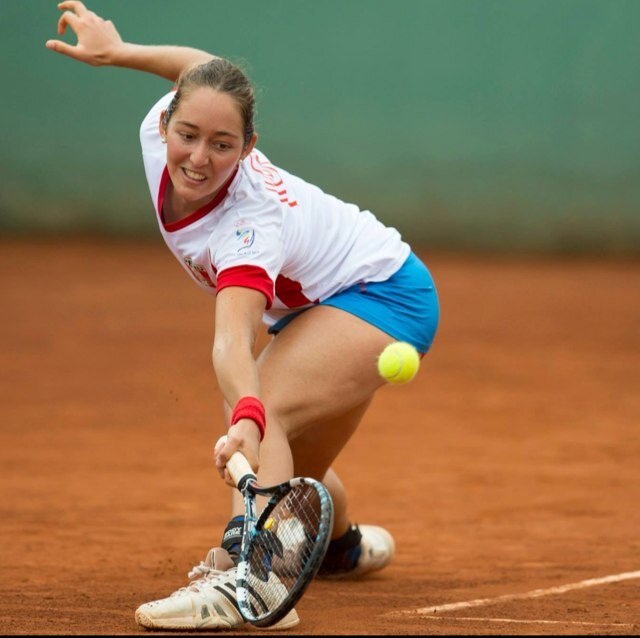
236,228,255,251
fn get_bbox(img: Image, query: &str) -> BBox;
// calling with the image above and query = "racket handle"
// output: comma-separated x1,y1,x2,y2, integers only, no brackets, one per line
217,436,257,490
227,451,257,490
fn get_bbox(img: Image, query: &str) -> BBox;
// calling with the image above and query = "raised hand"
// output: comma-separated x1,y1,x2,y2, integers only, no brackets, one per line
45,1,124,66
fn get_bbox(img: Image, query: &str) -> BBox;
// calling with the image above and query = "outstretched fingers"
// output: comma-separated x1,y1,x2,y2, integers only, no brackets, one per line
45,38,77,58
49,2,87,60
57,0,92,34
57,10,80,36
57,1,90,17
46,1,123,66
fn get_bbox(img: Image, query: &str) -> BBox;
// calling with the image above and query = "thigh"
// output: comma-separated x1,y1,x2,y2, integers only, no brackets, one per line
289,397,372,479
256,305,392,437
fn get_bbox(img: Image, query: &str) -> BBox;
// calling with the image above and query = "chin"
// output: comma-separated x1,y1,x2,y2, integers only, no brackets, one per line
176,180,215,200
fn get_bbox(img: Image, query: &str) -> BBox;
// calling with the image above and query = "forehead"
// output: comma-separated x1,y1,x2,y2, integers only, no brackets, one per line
174,87,243,131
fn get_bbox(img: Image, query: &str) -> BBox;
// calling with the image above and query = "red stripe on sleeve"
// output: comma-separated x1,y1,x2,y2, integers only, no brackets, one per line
217,265,274,309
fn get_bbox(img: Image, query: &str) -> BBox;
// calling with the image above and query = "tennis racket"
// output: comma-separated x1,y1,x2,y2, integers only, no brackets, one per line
218,436,334,627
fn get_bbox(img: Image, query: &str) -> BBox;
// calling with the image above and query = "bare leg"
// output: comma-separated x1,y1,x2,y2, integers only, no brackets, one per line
289,399,372,538
225,305,390,523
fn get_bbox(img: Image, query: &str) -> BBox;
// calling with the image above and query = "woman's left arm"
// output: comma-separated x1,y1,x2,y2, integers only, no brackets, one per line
46,1,214,81
212,286,267,482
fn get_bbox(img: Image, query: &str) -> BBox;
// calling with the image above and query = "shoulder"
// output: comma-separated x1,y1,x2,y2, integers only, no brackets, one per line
232,151,278,198
236,149,305,208
242,149,291,184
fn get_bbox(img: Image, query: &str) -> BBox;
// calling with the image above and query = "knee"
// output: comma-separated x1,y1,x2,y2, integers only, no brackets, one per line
263,395,303,439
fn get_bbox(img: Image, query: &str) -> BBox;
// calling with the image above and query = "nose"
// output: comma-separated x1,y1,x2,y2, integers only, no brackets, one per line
190,142,209,167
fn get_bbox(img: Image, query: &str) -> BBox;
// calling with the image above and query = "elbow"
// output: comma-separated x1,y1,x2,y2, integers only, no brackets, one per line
211,341,225,377
211,338,251,377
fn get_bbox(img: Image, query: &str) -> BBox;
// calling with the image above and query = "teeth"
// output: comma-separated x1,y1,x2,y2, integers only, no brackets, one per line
184,168,206,182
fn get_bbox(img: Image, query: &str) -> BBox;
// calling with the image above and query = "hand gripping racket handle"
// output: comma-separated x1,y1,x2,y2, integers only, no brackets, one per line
218,436,257,491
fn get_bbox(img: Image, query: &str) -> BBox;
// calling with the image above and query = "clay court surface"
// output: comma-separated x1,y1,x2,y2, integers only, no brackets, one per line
1,237,638,635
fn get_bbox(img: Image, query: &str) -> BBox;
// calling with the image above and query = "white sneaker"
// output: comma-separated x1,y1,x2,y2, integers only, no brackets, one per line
351,525,395,576
135,547,299,631
318,524,395,579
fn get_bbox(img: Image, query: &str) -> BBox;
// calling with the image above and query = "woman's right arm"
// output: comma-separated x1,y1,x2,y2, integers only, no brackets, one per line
46,1,214,82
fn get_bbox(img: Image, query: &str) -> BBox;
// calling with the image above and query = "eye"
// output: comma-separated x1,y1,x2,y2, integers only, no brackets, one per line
213,142,232,151
178,132,195,141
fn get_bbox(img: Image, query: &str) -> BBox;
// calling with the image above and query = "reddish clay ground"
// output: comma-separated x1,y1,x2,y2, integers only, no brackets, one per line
1,238,639,635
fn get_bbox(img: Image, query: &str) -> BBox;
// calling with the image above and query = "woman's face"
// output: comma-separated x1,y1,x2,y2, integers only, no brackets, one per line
162,87,256,212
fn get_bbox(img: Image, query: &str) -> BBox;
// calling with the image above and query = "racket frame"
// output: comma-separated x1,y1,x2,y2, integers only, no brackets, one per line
225,450,333,627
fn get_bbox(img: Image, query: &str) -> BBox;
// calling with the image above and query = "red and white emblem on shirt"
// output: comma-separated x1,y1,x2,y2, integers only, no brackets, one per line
184,257,216,288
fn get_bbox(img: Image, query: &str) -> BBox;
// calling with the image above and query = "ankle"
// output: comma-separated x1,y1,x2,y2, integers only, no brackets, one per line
319,523,362,572
221,515,244,565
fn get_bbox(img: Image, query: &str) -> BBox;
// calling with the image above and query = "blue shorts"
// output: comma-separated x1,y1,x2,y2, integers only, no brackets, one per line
268,252,440,354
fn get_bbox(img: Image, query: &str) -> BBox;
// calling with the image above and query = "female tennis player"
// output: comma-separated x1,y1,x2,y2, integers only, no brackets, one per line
47,1,440,630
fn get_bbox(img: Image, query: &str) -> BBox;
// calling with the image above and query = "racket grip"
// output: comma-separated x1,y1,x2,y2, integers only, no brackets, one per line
226,451,257,491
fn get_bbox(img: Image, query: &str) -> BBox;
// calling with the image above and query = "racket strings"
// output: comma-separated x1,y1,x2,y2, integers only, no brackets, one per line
242,484,325,616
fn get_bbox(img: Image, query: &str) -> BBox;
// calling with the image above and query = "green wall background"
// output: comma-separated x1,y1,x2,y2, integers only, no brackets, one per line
1,0,639,253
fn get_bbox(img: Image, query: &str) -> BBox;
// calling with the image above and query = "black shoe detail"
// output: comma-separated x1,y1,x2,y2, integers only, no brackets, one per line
318,523,363,575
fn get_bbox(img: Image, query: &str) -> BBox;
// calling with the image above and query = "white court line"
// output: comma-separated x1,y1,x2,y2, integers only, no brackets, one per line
423,615,635,628
394,569,640,616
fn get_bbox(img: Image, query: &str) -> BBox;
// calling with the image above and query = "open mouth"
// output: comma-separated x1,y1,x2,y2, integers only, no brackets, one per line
182,167,207,183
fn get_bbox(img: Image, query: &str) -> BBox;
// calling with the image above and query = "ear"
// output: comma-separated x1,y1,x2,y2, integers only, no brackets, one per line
158,111,168,141
240,132,258,161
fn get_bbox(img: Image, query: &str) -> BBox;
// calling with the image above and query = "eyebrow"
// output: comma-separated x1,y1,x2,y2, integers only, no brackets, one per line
175,121,240,138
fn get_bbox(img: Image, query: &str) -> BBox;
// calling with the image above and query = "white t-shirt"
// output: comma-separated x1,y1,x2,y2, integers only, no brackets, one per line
140,91,411,328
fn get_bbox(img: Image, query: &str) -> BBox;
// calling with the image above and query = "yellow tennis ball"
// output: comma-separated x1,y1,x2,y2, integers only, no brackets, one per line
377,341,420,384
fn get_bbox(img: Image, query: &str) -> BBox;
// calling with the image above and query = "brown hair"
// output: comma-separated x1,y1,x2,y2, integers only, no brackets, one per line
162,58,255,147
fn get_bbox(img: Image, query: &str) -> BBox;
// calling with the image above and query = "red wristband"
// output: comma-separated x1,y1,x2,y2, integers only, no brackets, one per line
230,396,266,441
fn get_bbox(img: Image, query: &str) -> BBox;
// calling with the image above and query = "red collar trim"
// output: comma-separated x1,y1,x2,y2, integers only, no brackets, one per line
157,165,239,232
